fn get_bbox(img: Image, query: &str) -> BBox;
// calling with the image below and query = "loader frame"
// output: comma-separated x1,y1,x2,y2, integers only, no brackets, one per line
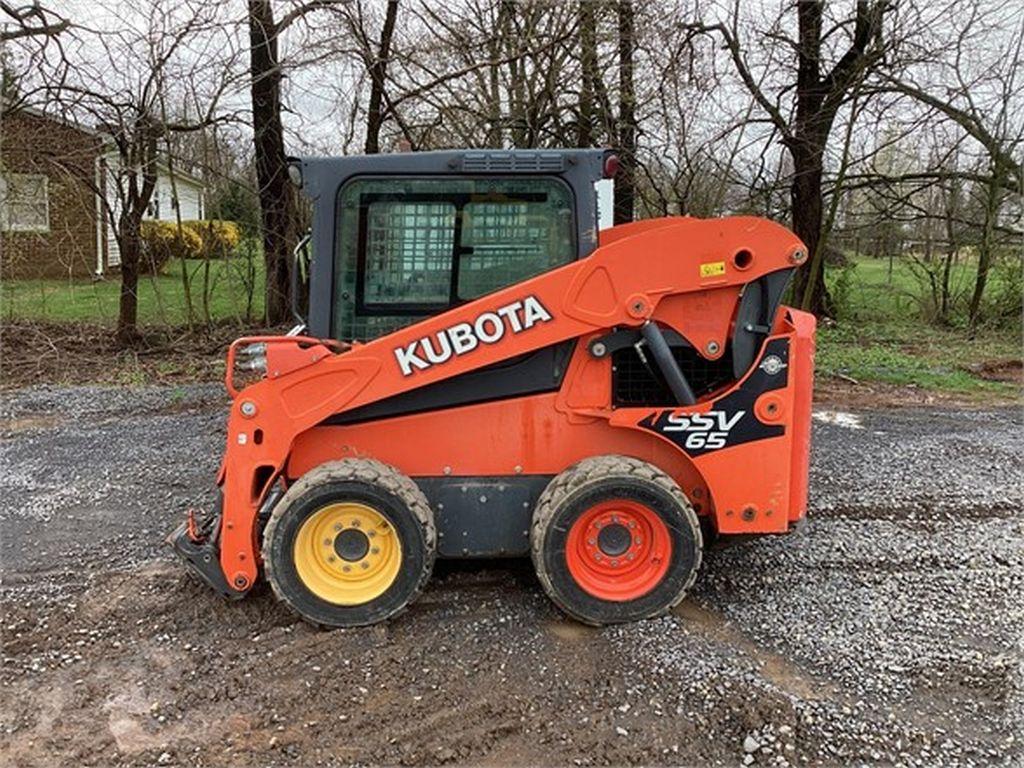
191,209,814,597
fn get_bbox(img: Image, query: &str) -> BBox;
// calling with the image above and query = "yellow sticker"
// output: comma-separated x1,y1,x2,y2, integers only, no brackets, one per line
700,261,726,278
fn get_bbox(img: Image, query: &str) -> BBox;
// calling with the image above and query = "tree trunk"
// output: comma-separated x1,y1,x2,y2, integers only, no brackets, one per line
249,0,296,326
117,214,142,344
968,169,1003,333
577,0,597,148
115,128,158,345
788,2,831,316
789,145,833,316
365,0,399,154
614,0,636,224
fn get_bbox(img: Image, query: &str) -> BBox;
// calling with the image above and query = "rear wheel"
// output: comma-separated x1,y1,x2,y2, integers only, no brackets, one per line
263,459,435,628
531,455,702,625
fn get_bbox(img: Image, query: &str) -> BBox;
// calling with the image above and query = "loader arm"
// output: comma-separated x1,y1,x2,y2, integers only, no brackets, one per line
215,216,806,594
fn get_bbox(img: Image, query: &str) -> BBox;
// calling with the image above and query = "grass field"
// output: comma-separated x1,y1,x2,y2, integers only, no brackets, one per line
1,252,1020,398
1,254,265,327
819,256,1021,398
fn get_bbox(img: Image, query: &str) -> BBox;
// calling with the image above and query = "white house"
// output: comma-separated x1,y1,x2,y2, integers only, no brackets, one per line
101,154,206,272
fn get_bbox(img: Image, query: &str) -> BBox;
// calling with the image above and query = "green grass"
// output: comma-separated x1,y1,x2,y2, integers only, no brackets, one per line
1,249,1019,398
1,254,265,326
820,255,1021,397
816,320,1019,394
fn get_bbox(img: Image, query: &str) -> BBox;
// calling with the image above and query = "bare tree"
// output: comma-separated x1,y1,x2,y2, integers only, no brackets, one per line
0,2,68,42
689,1,890,316
35,1,240,342
879,2,1023,330
248,0,346,326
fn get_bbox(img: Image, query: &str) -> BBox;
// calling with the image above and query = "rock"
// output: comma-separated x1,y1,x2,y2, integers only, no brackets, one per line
744,735,761,753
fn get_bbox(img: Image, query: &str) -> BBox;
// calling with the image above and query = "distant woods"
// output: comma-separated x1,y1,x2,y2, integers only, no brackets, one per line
5,0,1022,339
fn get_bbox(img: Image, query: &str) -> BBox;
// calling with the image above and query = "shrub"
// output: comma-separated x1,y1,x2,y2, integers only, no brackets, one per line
139,221,202,274
137,219,242,274
189,219,242,259
981,249,1024,329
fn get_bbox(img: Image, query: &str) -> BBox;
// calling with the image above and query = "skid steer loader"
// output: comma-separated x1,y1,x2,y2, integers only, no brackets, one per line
169,149,815,627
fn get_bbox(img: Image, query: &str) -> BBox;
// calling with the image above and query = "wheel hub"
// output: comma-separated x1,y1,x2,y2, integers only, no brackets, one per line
597,522,632,557
334,528,370,562
293,502,402,605
566,499,673,601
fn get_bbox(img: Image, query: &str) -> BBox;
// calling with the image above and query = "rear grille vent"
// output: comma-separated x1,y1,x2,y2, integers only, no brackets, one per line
613,344,736,406
462,152,565,174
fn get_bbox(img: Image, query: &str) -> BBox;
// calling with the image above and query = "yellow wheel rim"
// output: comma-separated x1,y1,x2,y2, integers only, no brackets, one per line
293,502,402,605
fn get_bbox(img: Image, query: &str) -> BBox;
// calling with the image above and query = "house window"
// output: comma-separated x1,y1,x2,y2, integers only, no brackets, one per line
0,173,50,232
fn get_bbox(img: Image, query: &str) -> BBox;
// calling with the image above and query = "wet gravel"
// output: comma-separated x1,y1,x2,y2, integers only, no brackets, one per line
1,384,1022,767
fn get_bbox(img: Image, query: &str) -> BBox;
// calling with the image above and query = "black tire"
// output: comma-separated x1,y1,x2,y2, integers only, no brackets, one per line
263,459,436,628
530,455,703,625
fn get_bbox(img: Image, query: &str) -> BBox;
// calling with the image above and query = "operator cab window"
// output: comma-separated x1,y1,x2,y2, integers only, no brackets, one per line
334,177,574,341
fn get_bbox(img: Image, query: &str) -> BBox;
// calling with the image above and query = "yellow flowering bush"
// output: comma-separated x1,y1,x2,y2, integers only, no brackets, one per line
139,219,242,273
190,219,242,259
139,221,202,274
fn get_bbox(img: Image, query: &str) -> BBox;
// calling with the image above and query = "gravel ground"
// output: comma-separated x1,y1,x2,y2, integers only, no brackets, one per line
0,384,1021,767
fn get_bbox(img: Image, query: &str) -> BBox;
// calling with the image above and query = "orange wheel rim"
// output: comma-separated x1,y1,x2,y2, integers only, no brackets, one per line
565,499,672,601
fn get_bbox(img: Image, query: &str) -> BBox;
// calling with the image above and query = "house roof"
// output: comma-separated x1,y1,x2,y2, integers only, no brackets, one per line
100,150,205,189
2,102,206,189
2,103,102,139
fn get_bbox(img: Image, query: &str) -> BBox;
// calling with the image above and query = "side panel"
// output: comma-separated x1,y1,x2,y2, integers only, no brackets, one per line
286,327,809,547
787,309,817,522
414,475,554,557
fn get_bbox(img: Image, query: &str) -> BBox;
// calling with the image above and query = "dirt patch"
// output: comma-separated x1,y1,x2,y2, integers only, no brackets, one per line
0,413,64,433
0,321,279,390
814,374,1020,409
968,359,1023,384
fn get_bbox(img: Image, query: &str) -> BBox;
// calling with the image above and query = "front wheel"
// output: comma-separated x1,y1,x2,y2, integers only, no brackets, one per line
530,455,703,625
263,459,436,628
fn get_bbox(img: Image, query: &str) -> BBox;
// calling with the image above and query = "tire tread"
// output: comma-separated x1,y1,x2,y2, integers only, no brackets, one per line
263,459,436,628
530,455,703,625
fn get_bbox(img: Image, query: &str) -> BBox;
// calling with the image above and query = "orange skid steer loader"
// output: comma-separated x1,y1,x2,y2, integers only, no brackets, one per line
169,149,815,627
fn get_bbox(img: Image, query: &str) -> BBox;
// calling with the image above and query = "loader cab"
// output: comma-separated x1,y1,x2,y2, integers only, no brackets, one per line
291,149,613,341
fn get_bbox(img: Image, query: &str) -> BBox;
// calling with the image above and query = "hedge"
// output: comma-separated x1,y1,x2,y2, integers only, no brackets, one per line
139,220,242,274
